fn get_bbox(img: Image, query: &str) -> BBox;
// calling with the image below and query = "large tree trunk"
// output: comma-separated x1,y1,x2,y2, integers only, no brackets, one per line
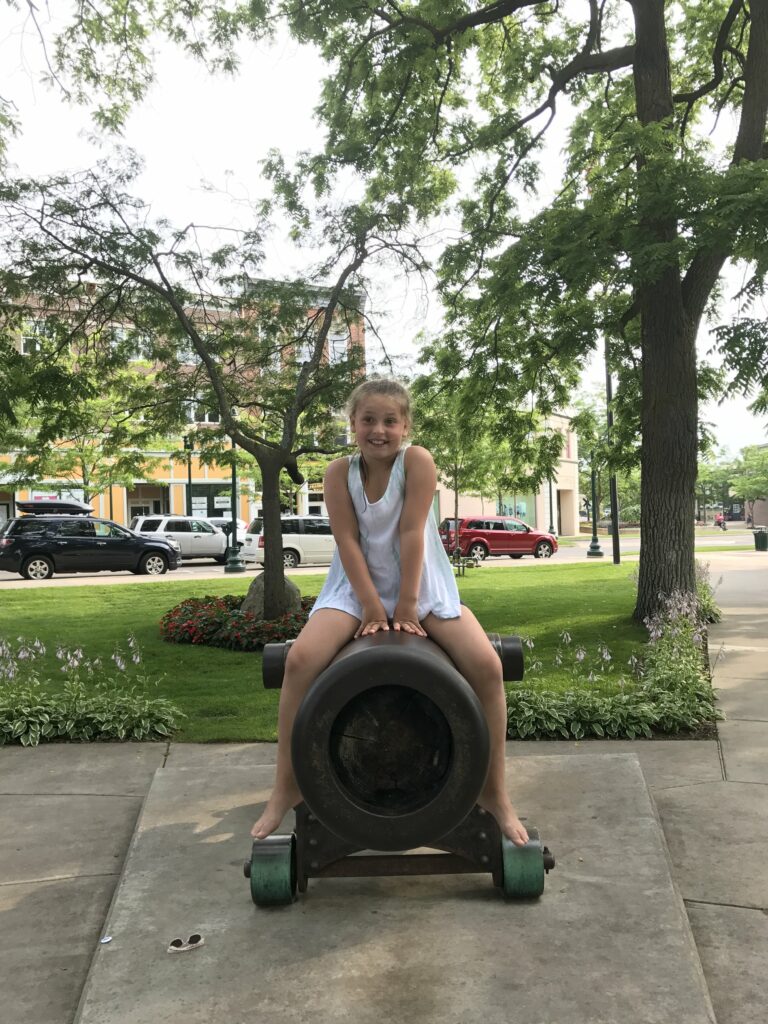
630,0,697,621
637,303,698,620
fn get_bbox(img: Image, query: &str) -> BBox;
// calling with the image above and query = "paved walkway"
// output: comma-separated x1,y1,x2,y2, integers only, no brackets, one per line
0,549,766,1022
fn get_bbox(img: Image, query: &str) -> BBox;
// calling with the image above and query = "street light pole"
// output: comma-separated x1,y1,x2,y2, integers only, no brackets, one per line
547,476,556,535
224,430,246,574
604,339,621,564
182,435,193,516
586,464,604,558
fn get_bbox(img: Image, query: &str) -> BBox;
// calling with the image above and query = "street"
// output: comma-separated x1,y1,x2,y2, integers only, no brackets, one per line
0,526,757,590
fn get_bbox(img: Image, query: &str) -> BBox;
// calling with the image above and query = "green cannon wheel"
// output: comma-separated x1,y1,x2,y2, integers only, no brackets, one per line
244,834,297,907
501,826,546,899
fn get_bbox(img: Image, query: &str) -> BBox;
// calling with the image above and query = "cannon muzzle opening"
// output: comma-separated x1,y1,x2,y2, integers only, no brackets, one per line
289,632,492,850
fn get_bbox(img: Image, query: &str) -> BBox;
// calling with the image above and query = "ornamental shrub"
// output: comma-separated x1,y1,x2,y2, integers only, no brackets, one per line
0,636,183,746
508,587,720,740
159,595,240,645
695,560,722,624
160,595,314,651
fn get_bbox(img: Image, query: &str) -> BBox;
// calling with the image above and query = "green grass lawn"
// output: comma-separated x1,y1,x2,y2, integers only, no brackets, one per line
694,544,754,553
2,563,647,741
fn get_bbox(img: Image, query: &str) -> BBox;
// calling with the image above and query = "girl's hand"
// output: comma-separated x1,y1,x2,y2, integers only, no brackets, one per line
355,603,390,638
393,602,427,637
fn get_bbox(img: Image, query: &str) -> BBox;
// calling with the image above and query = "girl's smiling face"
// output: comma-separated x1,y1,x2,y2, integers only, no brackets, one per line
351,395,409,459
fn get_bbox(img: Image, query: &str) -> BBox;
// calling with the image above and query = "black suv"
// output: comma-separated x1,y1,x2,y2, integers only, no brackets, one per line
0,500,182,580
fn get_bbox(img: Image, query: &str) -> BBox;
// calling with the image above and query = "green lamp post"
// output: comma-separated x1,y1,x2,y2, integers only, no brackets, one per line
224,424,246,574
182,434,193,516
586,465,604,559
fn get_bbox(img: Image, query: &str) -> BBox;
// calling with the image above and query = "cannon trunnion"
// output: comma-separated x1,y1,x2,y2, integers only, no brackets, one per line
246,630,554,905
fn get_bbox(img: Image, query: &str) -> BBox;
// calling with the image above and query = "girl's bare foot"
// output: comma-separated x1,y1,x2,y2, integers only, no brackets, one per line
478,790,529,846
250,782,302,840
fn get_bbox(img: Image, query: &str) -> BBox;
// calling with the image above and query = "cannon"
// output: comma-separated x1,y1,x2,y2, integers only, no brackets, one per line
245,631,554,906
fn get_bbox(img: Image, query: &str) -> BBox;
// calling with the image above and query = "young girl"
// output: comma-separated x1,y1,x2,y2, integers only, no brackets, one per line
251,379,529,847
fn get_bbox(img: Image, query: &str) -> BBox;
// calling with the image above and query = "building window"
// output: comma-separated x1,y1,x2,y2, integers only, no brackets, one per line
329,331,348,364
296,340,314,364
20,319,55,355
185,400,220,425
107,325,152,361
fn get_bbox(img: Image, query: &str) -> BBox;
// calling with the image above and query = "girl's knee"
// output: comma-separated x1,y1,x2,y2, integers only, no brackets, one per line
284,638,321,679
465,649,504,690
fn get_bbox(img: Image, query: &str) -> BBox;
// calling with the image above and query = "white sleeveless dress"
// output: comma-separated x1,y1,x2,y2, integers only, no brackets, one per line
309,447,461,622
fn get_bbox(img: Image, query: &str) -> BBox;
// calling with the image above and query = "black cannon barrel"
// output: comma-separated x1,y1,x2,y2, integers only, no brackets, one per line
289,631,492,851
262,631,524,689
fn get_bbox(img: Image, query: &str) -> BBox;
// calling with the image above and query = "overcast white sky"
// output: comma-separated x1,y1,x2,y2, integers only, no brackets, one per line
1,5,766,459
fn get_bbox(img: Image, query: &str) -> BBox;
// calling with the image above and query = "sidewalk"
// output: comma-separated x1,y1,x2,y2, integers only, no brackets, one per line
0,550,766,1023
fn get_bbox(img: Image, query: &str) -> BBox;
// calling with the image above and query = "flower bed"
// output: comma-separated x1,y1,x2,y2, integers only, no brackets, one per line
160,595,315,651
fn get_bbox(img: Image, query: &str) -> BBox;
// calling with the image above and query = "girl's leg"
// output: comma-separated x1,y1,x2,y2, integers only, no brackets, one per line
422,607,529,847
251,608,359,839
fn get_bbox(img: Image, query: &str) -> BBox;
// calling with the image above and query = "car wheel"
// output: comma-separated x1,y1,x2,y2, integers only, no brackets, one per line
214,555,228,564
283,550,299,569
468,543,488,561
139,552,168,576
21,555,54,581
534,541,553,559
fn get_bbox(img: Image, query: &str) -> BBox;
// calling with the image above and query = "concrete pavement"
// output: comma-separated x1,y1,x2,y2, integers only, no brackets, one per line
0,548,766,1022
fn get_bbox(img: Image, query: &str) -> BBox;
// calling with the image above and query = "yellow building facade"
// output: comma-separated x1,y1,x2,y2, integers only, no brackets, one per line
0,445,252,527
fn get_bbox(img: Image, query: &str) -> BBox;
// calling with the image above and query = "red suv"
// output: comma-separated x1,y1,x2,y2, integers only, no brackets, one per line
439,516,558,561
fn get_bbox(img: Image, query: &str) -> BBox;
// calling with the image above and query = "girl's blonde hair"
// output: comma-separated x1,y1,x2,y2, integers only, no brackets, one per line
346,378,412,425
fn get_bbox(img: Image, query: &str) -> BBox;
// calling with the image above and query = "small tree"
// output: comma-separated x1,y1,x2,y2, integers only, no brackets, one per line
411,376,487,544
3,352,165,504
411,364,563,541
0,157,422,615
729,446,768,523
696,457,735,523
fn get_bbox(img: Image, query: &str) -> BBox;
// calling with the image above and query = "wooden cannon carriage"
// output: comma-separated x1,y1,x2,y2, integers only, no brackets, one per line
245,631,554,906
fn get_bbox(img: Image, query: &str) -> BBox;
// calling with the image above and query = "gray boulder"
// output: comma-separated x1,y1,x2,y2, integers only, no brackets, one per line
241,572,302,619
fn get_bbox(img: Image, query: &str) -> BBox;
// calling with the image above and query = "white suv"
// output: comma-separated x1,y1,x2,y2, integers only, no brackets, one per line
242,515,336,569
129,515,228,563
202,516,248,547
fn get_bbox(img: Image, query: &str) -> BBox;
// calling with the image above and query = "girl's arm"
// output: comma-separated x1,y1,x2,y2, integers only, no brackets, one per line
393,446,437,636
324,457,389,637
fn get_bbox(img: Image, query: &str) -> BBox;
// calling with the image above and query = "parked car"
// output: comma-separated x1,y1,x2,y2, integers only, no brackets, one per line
129,514,228,563
202,516,248,547
0,504,182,580
439,516,558,560
242,515,336,569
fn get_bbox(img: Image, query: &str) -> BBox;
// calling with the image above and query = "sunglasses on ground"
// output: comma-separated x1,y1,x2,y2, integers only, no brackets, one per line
167,934,204,953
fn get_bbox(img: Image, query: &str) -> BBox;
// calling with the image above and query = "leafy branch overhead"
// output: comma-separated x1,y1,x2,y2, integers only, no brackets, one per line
3,2,768,622
0,150,429,616
271,0,768,620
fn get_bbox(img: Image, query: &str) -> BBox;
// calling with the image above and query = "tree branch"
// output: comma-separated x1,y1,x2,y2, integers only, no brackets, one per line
673,0,744,106
368,0,550,51
673,0,745,136
682,0,768,325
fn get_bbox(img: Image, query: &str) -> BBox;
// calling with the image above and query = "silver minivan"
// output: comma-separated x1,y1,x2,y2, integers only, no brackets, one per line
130,515,228,563
242,515,336,569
